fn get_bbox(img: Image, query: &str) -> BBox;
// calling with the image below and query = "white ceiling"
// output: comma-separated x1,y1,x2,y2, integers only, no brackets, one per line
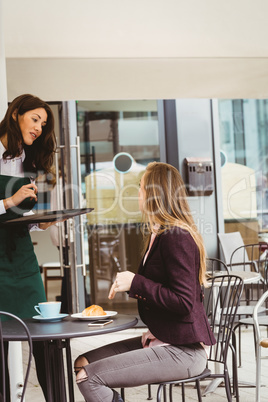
3,0,268,100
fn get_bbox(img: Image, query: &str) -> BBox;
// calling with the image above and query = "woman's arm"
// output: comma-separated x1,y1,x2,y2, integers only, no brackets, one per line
129,229,198,315
108,229,199,316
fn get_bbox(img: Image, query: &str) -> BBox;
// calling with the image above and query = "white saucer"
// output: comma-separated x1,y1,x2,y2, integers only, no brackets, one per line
71,311,117,321
32,313,69,322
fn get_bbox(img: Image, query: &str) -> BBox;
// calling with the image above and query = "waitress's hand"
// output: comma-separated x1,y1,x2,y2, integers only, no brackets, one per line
3,183,38,210
108,271,135,299
39,218,67,230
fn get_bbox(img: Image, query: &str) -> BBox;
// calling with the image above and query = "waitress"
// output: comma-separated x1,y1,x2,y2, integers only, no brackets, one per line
0,94,57,401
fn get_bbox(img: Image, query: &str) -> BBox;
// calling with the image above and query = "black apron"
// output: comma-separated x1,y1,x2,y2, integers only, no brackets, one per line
0,175,46,318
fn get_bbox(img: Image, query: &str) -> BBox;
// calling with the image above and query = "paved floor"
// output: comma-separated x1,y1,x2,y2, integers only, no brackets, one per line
22,323,268,402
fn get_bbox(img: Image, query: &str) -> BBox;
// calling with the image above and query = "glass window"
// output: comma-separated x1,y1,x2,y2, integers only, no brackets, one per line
218,99,268,244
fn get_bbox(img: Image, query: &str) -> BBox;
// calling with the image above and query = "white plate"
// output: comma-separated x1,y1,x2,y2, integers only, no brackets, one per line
71,311,117,321
32,313,69,322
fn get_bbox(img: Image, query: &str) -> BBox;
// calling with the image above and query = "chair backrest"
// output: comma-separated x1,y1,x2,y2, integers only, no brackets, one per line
218,232,268,274
206,257,230,275
218,232,246,264
228,242,268,306
230,242,268,274
206,275,244,364
0,312,33,402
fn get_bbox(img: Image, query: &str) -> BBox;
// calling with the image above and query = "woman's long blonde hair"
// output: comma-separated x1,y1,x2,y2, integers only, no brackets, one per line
141,162,207,286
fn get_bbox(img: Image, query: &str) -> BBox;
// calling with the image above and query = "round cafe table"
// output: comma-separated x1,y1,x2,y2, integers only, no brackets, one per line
230,270,261,283
1,314,138,402
206,270,261,284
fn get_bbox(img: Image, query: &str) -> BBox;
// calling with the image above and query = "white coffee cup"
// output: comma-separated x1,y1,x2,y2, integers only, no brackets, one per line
34,301,61,318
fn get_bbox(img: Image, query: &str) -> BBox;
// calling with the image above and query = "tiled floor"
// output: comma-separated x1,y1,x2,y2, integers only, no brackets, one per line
22,281,268,401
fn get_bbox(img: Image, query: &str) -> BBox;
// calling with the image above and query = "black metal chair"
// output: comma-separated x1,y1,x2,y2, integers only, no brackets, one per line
121,274,243,401
0,312,33,402
142,258,229,400
218,232,268,367
203,275,244,401
229,243,268,367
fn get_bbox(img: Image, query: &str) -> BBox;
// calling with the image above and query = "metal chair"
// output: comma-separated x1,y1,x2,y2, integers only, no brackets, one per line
218,232,268,367
218,232,245,262
230,242,268,367
202,275,244,401
253,290,268,402
122,274,243,401
0,312,33,402
143,260,230,401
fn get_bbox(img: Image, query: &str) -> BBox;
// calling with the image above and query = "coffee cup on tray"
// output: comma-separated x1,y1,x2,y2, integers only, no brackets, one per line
34,301,61,318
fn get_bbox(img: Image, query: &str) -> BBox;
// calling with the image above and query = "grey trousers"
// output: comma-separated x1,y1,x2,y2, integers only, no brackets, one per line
76,336,207,402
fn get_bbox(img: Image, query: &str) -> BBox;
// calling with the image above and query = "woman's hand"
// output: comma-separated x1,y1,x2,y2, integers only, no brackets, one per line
3,183,38,210
39,221,56,230
39,219,66,230
108,271,135,299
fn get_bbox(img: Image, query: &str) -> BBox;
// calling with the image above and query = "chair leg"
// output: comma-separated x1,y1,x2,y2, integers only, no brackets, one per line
147,384,153,400
156,384,163,402
224,369,233,402
155,384,168,402
238,324,242,367
256,345,261,402
195,380,203,402
163,384,167,402
231,329,237,396
181,383,185,402
253,326,257,358
229,341,239,401
169,384,173,402
120,388,125,400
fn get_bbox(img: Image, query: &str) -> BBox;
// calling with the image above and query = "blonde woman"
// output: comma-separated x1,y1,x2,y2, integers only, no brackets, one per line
75,162,215,402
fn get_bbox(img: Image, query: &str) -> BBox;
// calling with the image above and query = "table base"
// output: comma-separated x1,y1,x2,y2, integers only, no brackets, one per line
43,339,74,402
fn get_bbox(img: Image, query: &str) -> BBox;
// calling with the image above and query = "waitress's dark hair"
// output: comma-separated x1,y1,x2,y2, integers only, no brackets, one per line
0,94,56,174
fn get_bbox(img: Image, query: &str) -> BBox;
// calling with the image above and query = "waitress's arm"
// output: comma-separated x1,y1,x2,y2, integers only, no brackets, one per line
1,183,38,212
27,222,57,231
39,221,65,230
0,199,6,215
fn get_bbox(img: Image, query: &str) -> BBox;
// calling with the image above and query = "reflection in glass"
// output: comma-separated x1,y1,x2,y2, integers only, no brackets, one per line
218,99,268,244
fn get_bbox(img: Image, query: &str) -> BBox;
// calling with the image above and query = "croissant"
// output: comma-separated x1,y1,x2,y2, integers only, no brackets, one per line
82,304,107,317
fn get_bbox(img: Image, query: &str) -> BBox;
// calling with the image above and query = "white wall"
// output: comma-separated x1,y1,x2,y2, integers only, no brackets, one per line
3,0,268,59
3,0,268,100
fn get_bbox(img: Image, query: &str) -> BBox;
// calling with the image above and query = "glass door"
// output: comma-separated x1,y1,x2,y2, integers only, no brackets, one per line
76,100,161,314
